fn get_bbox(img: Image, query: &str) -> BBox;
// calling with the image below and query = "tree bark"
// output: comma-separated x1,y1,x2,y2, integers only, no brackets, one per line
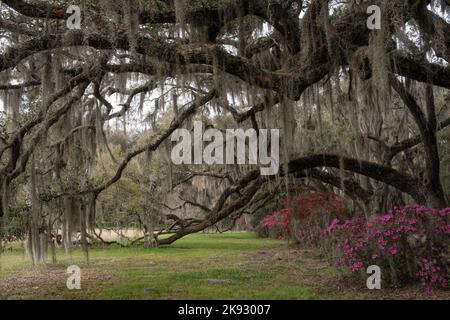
390,77,448,208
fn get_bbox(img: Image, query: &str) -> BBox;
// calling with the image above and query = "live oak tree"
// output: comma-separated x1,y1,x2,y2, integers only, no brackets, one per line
0,0,449,261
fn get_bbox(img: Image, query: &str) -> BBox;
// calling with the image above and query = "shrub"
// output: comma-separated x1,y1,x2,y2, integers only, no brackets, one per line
252,199,281,237
258,190,449,290
325,205,450,290
259,190,351,243
286,190,351,245
260,208,292,240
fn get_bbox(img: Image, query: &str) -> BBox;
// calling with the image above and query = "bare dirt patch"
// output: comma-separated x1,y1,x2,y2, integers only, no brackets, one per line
0,265,118,300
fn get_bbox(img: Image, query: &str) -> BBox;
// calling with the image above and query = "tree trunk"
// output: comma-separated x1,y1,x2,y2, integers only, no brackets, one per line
391,78,448,208
79,203,90,264
0,208,3,259
421,86,447,208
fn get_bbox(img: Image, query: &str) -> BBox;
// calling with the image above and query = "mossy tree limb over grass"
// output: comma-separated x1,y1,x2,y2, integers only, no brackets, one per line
0,0,449,261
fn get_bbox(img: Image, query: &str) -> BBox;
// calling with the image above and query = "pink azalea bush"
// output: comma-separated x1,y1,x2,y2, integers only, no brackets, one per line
286,191,350,246
259,193,449,291
324,205,449,290
260,208,292,240
259,190,350,243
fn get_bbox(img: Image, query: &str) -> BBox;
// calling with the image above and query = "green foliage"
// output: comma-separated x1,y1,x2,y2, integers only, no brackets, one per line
1,203,29,242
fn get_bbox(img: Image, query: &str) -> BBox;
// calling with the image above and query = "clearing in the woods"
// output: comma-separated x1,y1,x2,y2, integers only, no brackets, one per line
0,232,448,300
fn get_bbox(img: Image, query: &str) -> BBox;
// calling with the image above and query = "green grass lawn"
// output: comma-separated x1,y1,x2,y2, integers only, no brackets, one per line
0,232,447,300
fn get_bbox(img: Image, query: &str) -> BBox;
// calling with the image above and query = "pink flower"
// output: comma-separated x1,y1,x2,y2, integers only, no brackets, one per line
388,246,398,256
350,261,364,272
